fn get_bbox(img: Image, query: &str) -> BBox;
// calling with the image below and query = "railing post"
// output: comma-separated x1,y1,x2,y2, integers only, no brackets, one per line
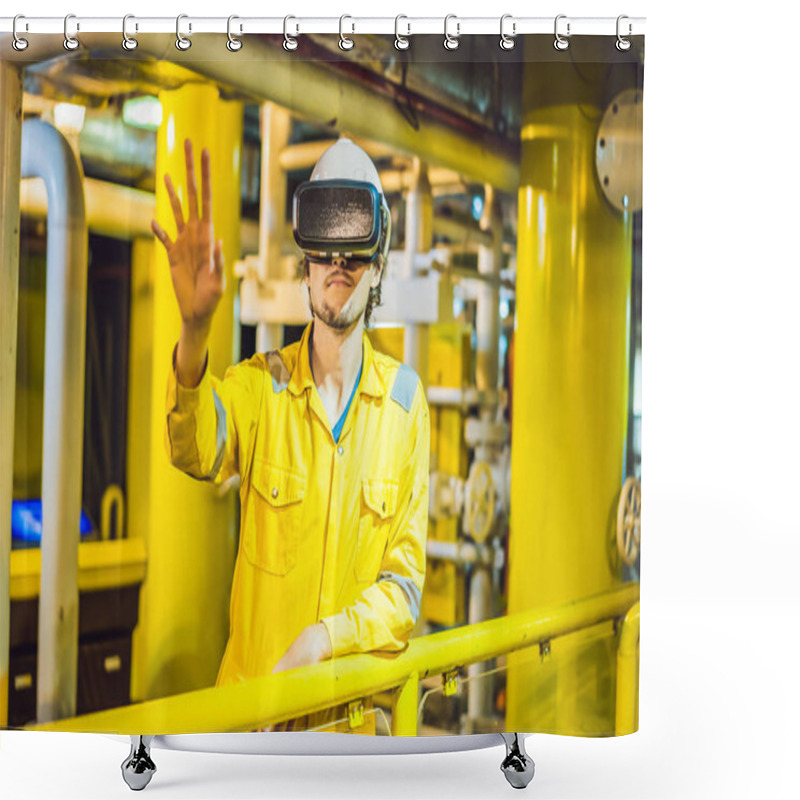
615,602,640,734
392,671,419,736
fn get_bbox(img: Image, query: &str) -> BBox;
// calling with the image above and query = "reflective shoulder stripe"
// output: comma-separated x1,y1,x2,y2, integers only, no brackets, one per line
390,363,418,413
206,387,227,481
378,572,421,623
266,351,291,394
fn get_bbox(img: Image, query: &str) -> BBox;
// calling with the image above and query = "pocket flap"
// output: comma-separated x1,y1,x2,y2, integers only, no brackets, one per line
362,478,398,519
253,461,306,507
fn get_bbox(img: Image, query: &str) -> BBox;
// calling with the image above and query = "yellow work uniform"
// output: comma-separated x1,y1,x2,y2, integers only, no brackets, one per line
165,320,430,731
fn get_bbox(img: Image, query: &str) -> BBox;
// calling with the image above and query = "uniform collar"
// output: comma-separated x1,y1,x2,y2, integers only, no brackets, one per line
287,320,386,399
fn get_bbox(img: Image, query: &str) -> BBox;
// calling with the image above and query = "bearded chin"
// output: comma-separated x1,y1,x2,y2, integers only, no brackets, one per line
309,296,357,331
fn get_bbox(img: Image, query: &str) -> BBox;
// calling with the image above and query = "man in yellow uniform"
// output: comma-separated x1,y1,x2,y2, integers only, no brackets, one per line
151,137,430,733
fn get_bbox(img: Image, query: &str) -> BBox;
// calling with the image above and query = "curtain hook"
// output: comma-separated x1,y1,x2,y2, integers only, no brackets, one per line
616,15,632,51
283,15,298,51
12,15,29,51
444,14,460,51
176,14,192,51
63,13,79,51
394,15,410,51
122,14,138,51
339,15,354,51
554,14,570,51
227,15,243,51
500,14,516,50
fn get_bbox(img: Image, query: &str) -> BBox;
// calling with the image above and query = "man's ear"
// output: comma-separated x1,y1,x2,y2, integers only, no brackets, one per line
370,261,383,289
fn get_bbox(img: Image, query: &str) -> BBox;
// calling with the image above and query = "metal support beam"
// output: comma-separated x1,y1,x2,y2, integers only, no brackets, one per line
0,58,23,729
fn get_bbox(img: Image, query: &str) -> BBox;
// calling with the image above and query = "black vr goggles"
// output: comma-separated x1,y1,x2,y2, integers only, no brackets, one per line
292,179,389,264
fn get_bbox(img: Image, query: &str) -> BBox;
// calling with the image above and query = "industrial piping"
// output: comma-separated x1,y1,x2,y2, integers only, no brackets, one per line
0,59,23,729
20,119,89,723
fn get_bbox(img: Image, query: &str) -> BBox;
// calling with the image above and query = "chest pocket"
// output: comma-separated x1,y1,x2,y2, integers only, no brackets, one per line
246,460,305,576
355,477,399,583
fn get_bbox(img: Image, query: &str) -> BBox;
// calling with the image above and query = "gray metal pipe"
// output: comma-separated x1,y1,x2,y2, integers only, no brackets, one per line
0,58,23,729
21,119,88,723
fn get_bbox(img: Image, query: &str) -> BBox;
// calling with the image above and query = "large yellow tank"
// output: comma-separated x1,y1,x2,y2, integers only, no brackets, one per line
129,84,243,701
506,46,636,734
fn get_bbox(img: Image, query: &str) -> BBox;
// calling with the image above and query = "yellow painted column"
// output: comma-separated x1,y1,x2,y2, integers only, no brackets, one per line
0,59,23,729
130,84,243,701
506,50,634,734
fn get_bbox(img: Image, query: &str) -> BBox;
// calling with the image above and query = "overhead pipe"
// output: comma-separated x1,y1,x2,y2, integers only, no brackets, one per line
0,59,23,729
278,137,397,172
19,177,260,252
256,102,292,354
4,33,519,190
20,119,89,723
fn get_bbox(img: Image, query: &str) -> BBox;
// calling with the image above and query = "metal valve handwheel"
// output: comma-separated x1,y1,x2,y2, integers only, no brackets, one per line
466,461,496,543
616,476,641,566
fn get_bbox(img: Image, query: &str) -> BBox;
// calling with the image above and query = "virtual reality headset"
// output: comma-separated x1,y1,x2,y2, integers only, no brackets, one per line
292,179,390,264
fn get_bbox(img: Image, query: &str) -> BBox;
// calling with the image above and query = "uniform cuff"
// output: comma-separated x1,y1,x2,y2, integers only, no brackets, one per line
166,342,210,414
320,613,356,659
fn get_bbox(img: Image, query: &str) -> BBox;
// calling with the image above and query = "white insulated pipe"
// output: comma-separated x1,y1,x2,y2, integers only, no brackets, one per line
467,185,504,727
21,119,88,723
256,102,292,355
402,160,432,387
475,186,504,396
19,176,260,252
0,59,23,729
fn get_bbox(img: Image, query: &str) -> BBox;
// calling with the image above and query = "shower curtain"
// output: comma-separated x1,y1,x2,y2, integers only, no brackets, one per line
1,22,643,741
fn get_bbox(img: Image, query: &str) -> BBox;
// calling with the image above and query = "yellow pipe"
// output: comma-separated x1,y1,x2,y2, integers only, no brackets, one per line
0,58,23,729
392,671,419,736
31,583,638,735
100,484,124,541
19,178,260,251
9,538,147,601
507,49,635,735
615,602,640,734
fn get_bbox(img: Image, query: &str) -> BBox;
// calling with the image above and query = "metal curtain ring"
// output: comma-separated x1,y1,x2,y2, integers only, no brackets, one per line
122,14,138,51
63,13,79,51
499,14,515,50
339,15,354,50
176,14,191,50
283,15,298,51
12,15,29,51
227,15,242,51
554,14,570,51
394,15,410,50
443,14,459,51
616,15,632,51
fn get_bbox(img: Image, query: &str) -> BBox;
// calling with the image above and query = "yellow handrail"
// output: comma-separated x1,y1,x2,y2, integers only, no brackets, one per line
615,601,640,734
30,582,639,735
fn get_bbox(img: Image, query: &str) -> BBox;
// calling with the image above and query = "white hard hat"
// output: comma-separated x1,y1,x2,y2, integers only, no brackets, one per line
311,138,385,195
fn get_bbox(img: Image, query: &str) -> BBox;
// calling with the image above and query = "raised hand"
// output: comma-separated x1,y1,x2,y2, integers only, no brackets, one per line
151,138,226,331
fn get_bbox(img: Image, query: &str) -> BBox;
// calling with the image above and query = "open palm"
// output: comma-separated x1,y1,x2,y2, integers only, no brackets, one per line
151,139,225,329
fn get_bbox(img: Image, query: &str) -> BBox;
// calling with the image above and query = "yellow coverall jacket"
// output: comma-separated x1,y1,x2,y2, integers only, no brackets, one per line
165,321,430,731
